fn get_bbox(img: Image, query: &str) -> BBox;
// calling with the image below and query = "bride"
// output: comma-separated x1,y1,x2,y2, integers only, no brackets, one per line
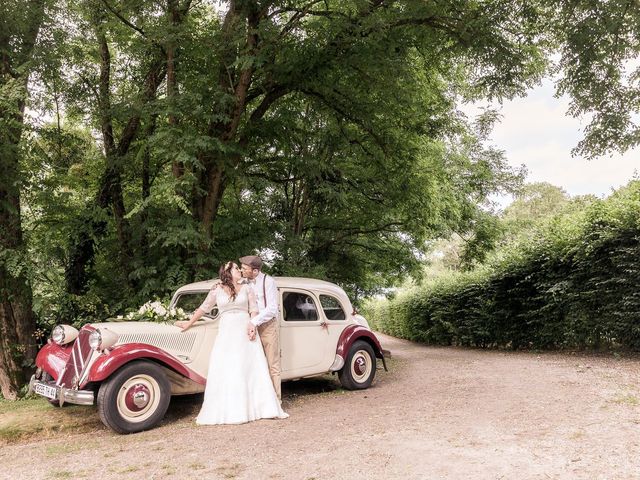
175,261,288,424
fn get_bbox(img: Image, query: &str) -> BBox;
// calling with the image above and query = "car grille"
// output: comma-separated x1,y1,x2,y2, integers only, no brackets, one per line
56,325,95,388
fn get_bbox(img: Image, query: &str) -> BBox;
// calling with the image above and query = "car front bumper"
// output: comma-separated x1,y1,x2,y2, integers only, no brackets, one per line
29,375,94,406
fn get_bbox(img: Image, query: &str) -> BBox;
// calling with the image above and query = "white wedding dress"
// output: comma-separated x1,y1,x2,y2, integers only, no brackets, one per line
196,286,288,425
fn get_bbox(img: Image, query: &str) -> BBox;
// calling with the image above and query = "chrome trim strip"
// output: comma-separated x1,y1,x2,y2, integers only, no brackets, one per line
78,350,99,386
75,340,85,369
74,328,95,388
72,346,80,379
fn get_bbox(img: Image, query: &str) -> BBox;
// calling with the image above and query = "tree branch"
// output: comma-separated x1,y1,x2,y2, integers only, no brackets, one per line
100,0,147,38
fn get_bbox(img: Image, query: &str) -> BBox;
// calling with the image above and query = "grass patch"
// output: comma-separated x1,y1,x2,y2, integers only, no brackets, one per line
0,397,103,446
613,394,640,406
45,440,98,457
569,430,585,440
215,463,243,479
48,471,74,479
117,466,140,474
162,464,177,475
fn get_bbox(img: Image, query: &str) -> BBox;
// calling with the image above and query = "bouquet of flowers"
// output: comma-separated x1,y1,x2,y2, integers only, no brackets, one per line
116,301,190,324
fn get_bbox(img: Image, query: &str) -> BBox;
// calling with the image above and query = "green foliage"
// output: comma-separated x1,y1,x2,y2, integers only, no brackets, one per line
17,0,636,345
364,180,640,350
552,0,640,158
503,182,571,230
10,0,547,333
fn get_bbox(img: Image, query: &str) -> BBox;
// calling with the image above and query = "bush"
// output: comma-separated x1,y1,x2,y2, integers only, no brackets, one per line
363,181,640,350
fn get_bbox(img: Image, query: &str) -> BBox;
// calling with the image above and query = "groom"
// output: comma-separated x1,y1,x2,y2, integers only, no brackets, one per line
240,255,281,400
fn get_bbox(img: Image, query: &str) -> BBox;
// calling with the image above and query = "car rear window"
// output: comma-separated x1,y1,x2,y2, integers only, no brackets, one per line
174,292,219,317
320,295,346,320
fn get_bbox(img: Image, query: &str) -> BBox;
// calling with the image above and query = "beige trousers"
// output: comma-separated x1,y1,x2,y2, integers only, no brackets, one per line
258,318,281,400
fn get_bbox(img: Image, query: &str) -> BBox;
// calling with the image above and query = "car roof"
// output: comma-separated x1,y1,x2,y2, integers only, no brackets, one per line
174,276,352,304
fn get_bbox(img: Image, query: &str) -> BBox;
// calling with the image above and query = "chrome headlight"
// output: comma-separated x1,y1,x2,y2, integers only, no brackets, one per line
51,325,79,345
88,328,119,351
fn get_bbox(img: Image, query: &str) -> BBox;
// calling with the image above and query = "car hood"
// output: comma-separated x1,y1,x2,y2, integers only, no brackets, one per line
89,321,200,359
90,320,182,335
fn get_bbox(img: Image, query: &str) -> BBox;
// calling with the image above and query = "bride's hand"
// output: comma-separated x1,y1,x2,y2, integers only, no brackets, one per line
175,320,189,331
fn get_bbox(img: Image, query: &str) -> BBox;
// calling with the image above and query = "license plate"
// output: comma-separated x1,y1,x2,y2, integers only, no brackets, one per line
34,382,58,400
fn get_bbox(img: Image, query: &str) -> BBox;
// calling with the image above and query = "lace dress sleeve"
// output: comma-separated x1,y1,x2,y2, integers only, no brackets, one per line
247,287,259,316
198,284,219,314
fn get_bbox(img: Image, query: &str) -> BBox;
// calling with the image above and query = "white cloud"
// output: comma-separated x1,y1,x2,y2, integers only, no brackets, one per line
465,78,639,202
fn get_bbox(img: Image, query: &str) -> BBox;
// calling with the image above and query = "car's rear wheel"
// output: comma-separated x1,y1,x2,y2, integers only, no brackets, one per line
97,360,171,434
338,340,376,390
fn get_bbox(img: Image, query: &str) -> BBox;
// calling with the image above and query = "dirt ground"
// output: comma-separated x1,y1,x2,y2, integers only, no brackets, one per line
2,333,639,480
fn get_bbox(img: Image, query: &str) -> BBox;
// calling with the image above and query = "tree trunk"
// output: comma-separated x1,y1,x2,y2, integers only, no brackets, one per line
167,0,183,179
65,2,181,293
191,2,260,238
0,140,37,399
0,0,44,399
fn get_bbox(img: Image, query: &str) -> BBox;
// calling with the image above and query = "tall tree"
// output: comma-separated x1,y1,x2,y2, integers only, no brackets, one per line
554,0,640,158
0,0,46,399
58,0,193,296
168,0,549,243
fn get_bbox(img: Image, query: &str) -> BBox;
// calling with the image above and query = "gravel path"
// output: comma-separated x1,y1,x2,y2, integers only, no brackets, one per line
2,333,639,480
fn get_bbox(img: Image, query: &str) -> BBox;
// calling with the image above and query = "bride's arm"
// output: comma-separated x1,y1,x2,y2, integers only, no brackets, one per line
176,284,219,331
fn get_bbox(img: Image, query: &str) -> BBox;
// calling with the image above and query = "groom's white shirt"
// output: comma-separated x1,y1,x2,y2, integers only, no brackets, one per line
250,272,279,327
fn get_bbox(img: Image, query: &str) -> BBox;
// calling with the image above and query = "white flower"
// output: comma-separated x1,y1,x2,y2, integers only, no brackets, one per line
116,315,123,319
139,302,152,314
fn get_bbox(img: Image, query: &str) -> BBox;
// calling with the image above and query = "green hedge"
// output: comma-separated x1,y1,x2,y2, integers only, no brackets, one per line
364,181,640,350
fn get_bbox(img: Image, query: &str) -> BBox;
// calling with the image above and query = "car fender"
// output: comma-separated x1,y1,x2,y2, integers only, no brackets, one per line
86,343,206,385
336,325,387,371
35,341,72,381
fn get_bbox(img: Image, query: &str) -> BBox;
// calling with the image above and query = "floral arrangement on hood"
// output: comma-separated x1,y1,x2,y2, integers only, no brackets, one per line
116,301,189,323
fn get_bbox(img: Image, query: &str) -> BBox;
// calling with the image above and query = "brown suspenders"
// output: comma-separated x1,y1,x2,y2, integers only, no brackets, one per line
262,274,268,308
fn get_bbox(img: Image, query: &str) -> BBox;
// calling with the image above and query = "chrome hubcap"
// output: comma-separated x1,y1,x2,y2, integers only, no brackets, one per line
354,357,366,376
351,350,372,383
117,374,160,423
133,389,150,408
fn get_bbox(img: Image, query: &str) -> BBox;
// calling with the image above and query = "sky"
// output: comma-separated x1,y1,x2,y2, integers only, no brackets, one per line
467,77,639,207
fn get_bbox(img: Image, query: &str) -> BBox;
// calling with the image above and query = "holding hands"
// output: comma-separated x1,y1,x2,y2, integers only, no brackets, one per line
247,322,256,341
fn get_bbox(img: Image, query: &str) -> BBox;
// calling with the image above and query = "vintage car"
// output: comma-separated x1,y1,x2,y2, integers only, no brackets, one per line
29,277,387,433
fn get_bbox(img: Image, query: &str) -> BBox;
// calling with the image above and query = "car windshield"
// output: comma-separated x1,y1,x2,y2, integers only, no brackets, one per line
174,292,219,318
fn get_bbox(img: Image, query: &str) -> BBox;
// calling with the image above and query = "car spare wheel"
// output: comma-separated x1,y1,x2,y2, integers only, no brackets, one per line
97,360,171,434
338,340,376,390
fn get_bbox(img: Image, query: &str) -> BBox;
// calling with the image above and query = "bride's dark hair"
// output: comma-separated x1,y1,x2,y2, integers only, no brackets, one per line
218,261,238,300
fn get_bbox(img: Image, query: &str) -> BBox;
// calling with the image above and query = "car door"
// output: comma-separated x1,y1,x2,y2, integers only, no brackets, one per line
280,289,331,378
170,290,220,377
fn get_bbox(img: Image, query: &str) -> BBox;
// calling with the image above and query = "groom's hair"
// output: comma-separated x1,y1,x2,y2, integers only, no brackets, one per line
239,255,263,270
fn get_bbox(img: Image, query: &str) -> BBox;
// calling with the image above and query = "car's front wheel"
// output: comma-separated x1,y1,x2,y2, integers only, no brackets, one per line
97,360,171,434
338,340,376,390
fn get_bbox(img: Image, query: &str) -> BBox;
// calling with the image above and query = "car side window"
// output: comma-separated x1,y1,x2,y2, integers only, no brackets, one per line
282,292,319,321
319,295,346,320
174,292,219,318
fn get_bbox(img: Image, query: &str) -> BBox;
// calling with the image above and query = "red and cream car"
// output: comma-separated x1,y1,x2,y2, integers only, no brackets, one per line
29,277,387,433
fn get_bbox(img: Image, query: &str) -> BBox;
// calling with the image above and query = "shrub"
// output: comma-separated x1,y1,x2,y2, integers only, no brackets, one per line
363,181,640,350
